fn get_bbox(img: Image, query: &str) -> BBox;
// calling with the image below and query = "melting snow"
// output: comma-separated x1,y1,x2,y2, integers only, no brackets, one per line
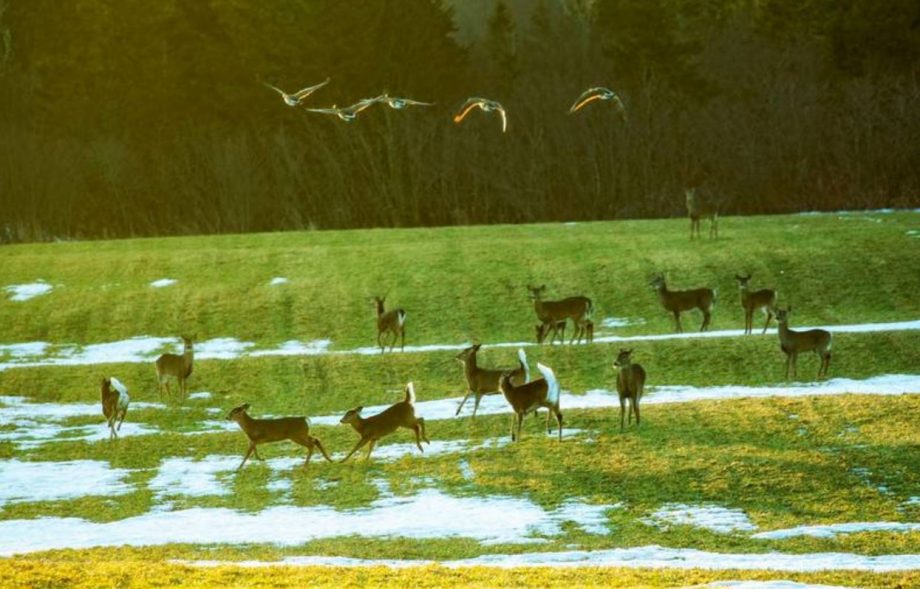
752,521,920,540
459,459,475,481
0,459,133,505
4,281,53,301
269,277,289,285
249,339,332,357
600,317,644,329
187,391,213,400
149,278,177,288
643,504,757,534
148,456,241,499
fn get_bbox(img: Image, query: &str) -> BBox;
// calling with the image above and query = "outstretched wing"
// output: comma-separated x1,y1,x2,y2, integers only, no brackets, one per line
496,104,508,133
305,106,340,114
402,98,433,106
347,97,379,114
264,83,287,97
292,77,331,99
453,99,481,124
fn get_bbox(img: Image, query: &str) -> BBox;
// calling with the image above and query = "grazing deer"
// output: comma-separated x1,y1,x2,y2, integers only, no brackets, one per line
527,285,593,345
373,295,406,352
498,360,563,442
685,187,718,239
649,274,715,332
613,349,646,432
535,320,566,345
101,377,130,440
340,382,429,462
775,307,832,380
155,336,194,396
735,273,777,335
226,403,332,471
455,345,529,418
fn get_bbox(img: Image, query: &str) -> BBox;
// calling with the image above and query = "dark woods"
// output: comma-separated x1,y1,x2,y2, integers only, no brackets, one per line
1,0,918,242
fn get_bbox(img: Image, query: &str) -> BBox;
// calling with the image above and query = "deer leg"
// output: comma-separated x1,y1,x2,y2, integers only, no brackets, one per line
116,411,126,432
365,439,377,461
510,414,517,442
633,397,641,428
417,417,430,444
555,408,563,441
377,331,385,353
517,410,524,441
700,310,711,332
471,393,484,420
619,396,626,432
791,353,798,378
341,437,370,463
412,424,425,452
673,311,683,333
400,326,405,352
237,443,256,471
456,390,474,416
302,441,314,467
311,436,333,462
762,310,773,334
253,446,265,461
628,397,633,424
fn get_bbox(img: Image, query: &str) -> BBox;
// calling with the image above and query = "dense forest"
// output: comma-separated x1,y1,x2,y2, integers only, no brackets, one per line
1,0,918,242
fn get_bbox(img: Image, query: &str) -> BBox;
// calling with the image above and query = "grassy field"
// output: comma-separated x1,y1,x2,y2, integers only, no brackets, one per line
1,211,918,587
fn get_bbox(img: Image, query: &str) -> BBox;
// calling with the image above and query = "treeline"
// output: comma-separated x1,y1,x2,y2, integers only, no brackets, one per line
1,0,918,242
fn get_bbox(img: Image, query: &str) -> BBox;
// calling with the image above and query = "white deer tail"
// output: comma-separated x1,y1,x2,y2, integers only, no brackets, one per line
517,348,530,383
397,310,407,327
405,381,416,404
536,362,559,405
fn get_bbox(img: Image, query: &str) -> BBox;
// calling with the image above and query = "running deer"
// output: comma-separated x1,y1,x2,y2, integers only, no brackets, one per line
535,320,566,344
775,307,832,380
455,345,529,418
101,377,130,440
226,403,332,471
735,273,777,335
685,187,719,239
649,275,715,332
155,336,194,396
339,382,429,462
527,285,593,345
613,349,646,432
373,295,406,352
497,360,563,442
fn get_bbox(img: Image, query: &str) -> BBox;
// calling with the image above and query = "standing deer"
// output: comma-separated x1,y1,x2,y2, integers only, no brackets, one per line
776,307,832,380
735,273,777,335
613,349,646,432
226,403,332,471
527,285,593,345
340,382,429,462
155,336,194,396
497,361,563,442
649,275,715,332
373,295,406,352
455,345,529,418
101,377,130,440
685,187,719,239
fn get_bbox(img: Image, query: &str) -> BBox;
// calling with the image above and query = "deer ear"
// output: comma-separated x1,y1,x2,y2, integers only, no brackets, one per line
241,403,250,410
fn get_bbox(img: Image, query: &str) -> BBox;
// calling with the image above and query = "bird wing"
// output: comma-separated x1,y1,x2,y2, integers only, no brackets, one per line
453,100,481,124
264,83,287,97
496,105,508,133
570,92,604,113
292,77,330,99
305,106,341,114
348,98,379,114
402,98,433,106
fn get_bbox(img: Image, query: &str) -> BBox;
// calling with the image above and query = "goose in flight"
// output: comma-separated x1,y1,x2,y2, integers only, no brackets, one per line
453,97,507,133
569,87,627,120
305,98,379,122
264,78,331,106
376,93,433,110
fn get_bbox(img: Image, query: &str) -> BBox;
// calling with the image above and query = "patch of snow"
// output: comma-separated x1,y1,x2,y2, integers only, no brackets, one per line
187,391,213,400
269,277,289,286
148,456,240,499
313,479,339,491
249,339,332,357
4,281,52,301
0,341,50,361
642,504,757,534
903,497,920,506
149,278,177,288
693,582,850,589
266,478,292,493
196,338,254,360
600,316,645,329
459,460,475,481
752,521,920,540
0,459,133,505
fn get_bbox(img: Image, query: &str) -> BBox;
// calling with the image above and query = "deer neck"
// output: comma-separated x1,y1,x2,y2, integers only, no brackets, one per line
236,412,257,436
532,298,547,319
375,301,385,318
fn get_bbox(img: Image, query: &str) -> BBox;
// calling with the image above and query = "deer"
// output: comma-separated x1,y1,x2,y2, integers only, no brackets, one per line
735,273,777,335
613,349,646,432
373,295,406,353
455,345,529,418
775,307,832,380
649,274,715,333
685,187,719,239
497,360,563,442
155,336,194,397
101,377,130,440
226,403,332,471
339,382,429,462
527,284,593,345
535,320,566,344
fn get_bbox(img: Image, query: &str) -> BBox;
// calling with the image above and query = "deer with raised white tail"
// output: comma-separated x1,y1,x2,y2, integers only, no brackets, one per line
373,295,406,353
155,336,193,397
497,361,563,442
613,349,645,432
101,377,130,440
527,284,593,345
649,275,715,333
455,345,529,418
226,403,332,471
339,382,429,462
735,273,777,335
685,187,718,239
776,307,832,380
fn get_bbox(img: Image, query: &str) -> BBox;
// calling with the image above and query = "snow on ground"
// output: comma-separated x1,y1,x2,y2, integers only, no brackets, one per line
269,277,289,285
600,317,645,329
149,278,177,288
0,459,133,505
187,391,212,400
249,339,332,357
4,281,53,301
642,504,757,534
692,582,850,589
0,490,618,555
148,456,241,499
752,521,920,540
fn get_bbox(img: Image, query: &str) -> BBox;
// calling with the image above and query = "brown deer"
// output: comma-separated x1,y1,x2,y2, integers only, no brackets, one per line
685,187,718,239
735,273,777,335
497,361,563,442
776,307,832,380
613,349,646,432
527,285,593,345
101,377,130,440
155,336,194,396
455,345,529,418
373,295,406,352
339,382,429,462
649,275,715,332
226,403,332,471
535,320,566,344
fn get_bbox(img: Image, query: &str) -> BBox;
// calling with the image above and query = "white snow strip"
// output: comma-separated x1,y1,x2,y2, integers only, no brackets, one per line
149,278,177,288
752,521,920,540
187,391,213,400
0,459,133,505
642,504,757,534
269,277,289,286
4,281,53,301
148,456,241,499
798,208,920,216
249,339,332,357
600,317,644,329
693,582,850,589
458,459,475,481
196,337,254,360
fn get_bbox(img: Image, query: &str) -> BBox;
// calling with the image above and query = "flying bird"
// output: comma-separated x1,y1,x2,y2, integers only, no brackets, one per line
375,93,433,110
569,87,627,120
264,78,331,106
453,97,507,133
305,98,379,122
